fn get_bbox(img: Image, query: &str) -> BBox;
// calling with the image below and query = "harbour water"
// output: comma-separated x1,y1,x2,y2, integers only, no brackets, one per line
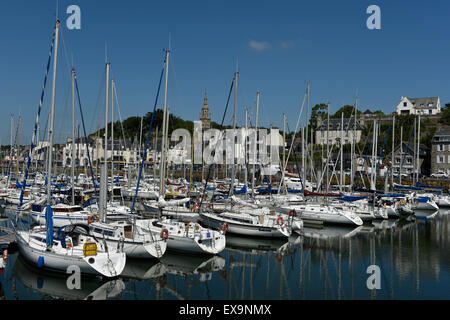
1,208,449,300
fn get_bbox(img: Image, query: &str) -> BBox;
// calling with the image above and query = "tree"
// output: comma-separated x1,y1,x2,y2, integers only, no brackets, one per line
331,105,360,119
440,103,450,125
309,103,328,130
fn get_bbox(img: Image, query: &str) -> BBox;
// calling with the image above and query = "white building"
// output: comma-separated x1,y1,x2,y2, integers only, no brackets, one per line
315,118,362,145
395,96,441,116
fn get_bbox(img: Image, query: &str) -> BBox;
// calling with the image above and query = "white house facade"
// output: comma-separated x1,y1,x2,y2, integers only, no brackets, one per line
395,96,441,116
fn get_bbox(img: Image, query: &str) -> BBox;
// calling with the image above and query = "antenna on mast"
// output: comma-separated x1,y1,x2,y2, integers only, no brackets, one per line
105,41,108,63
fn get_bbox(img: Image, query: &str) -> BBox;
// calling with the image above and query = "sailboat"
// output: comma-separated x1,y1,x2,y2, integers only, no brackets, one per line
16,20,126,278
87,60,167,259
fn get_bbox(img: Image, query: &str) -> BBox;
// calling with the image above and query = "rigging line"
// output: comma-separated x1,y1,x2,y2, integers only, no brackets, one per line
197,75,235,212
75,74,99,194
397,125,415,184
112,80,128,157
277,92,307,194
130,65,165,215
18,29,56,212
87,68,107,138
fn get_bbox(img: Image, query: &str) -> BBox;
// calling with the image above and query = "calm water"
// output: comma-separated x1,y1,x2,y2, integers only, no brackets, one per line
1,207,449,300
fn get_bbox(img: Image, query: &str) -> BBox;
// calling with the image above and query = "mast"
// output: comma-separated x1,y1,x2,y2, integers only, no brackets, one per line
340,112,344,192
416,114,421,183
244,107,248,188
326,102,330,194
391,114,395,191
229,70,238,196
16,116,21,180
159,49,170,197
399,126,403,185
350,96,358,191
101,61,110,222
306,81,310,185
71,68,75,205
413,117,416,185
282,113,286,194
252,90,260,197
46,20,60,204
111,78,115,189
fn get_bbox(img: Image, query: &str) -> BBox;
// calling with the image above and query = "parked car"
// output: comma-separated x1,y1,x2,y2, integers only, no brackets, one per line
430,173,449,178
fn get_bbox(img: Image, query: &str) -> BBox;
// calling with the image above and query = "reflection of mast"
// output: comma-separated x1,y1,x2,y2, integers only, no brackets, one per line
370,234,376,300
338,237,342,300
349,237,354,299
415,223,420,294
390,229,394,299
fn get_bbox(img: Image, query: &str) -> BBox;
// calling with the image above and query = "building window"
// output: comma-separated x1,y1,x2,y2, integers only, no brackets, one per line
429,110,432,115
403,102,407,107
438,144,444,151
439,156,444,163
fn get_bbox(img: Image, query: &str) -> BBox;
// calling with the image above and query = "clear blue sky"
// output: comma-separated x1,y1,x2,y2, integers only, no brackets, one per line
1,0,449,145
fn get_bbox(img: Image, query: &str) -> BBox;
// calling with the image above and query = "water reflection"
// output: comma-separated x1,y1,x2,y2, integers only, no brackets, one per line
13,255,125,300
0,209,448,300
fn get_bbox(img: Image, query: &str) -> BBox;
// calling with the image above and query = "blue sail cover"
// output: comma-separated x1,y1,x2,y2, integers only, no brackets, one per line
15,179,31,189
416,182,443,190
393,183,422,191
233,185,247,195
340,196,368,202
45,205,53,247
381,193,406,198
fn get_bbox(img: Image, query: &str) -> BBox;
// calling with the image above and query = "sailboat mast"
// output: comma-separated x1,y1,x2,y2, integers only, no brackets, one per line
416,114,421,183
230,70,238,196
283,113,286,194
159,49,170,196
71,68,75,205
326,102,330,194
340,112,344,192
306,81,310,185
252,90,260,197
111,78,115,188
391,114,395,191
102,61,110,222
244,107,248,187
46,20,60,204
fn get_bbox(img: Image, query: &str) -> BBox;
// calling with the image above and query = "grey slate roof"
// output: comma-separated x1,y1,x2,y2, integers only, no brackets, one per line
407,97,439,109
316,118,362,131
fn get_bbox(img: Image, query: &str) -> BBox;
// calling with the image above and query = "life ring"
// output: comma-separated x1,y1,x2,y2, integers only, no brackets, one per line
221,222,229,233
160,229,169,239
289,209,297,217
88,214,99,224
276,216,283,225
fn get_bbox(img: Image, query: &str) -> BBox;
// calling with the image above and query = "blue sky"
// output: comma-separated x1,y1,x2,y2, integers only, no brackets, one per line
1,0,449,144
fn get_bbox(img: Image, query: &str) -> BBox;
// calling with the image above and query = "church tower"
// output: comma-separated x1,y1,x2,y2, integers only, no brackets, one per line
200,92,211,130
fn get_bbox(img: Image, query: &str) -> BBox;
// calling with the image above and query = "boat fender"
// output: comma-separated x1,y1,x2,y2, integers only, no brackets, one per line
277,216,283,225
289,210,297,217
221,223,229,233
88,214,99,224
160,229,169,239
37,256,44,268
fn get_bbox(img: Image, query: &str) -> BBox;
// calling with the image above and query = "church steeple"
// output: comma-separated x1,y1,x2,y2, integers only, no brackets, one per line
200,91,211,129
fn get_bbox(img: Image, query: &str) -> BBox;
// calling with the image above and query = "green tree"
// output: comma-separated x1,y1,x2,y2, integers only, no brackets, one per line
440,103,450,125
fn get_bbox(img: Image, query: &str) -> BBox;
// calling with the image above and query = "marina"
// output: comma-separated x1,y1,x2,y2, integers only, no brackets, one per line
0,208,449,300
0,1,450,305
